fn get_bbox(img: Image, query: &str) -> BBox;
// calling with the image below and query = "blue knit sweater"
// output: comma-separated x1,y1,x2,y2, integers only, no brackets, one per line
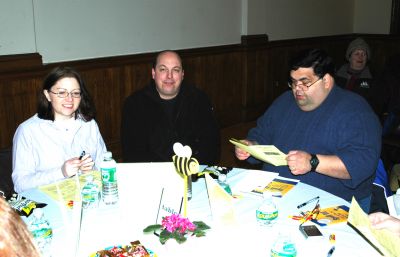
248,85,382,202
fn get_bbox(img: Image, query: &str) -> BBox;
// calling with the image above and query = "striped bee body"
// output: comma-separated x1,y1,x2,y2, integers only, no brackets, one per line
172,155,199,177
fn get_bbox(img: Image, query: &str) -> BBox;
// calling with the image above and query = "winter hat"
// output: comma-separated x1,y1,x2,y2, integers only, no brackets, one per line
345,37,371,60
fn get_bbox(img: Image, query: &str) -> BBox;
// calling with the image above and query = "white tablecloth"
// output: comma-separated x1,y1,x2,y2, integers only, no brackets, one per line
22,163,382,257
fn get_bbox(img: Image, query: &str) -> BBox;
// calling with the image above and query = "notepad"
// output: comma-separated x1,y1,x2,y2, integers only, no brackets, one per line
229,138,287,166
347,197,400,257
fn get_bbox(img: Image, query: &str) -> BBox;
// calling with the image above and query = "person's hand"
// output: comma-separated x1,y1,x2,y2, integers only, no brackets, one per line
369,212,400,237
61,157,82,178
234,139,252,160
286,150,312,175
79,154,94,173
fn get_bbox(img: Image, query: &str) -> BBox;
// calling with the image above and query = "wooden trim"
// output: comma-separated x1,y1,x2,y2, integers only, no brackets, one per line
0,53,43,74
241,34,269,46
2,34,400,161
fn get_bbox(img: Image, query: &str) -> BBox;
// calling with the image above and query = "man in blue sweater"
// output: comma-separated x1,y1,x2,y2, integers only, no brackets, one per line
235,49,381,213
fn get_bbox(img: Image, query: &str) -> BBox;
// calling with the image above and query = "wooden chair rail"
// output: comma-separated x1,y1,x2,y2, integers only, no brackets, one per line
2,34,400,162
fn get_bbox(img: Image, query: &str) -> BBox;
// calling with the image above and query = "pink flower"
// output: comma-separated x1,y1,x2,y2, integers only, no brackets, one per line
162,214,196,234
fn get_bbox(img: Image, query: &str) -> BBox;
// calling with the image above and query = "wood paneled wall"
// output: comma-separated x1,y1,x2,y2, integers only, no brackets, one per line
1,34,400,162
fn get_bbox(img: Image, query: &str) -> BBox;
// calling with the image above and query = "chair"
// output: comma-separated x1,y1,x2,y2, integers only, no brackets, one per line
0,148,14,198
390,163,400,192
370,159,391,214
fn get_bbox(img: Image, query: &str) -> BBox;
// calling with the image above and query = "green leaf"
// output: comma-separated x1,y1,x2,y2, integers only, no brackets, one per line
194,230,206,237
159,230,172,244
143,224,163,233
193,221,210,230
174,235,187,244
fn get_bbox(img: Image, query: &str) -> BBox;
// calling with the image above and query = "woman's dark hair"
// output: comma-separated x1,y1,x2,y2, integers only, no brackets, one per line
289,48,335,78
37,66,96,121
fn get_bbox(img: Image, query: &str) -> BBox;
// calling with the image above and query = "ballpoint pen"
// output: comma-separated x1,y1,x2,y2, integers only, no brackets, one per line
79,151,86,160
327,246,335,257
297,196,320,209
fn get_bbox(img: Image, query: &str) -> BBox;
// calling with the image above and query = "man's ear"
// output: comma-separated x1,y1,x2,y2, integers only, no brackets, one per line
151,68,156,79
323,74,334,88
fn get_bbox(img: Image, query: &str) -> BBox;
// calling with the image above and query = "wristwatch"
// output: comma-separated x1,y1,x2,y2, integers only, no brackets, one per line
310,154,319,172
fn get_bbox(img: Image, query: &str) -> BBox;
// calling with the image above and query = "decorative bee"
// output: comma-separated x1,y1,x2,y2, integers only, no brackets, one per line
172,142,199,217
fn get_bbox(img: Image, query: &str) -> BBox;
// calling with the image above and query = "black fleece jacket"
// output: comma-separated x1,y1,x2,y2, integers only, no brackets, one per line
121,81,220,165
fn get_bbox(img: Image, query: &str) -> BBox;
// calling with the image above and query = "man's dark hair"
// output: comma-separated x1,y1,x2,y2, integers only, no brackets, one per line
289,48,335,78
152,50,183,69
37,66,96,121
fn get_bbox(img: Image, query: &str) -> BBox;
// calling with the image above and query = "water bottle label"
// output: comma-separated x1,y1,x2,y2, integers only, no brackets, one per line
271,250,296,257
256,210,278,221
101,168,116,182
32,228,53,240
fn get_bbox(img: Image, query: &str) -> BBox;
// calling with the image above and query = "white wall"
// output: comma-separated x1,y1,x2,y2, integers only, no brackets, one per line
264,0,355,40
0,0,393,63
33,0,242,63
353,0,392,33
0,0,36,55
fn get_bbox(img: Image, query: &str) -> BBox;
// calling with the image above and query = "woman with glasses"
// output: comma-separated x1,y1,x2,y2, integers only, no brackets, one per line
12,67,107,193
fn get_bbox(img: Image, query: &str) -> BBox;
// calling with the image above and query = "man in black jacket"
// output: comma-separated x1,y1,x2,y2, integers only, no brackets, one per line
121,50,220,165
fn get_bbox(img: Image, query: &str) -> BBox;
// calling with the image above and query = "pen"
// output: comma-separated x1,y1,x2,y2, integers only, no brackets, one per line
327,246,335,257
297,196,319,208
79,151,86,160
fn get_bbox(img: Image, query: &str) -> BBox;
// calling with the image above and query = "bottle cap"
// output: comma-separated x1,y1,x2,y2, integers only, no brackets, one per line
104,151,112,159
218,174,227,182
32,208,44,218
86,175,94,182
262,191,273,199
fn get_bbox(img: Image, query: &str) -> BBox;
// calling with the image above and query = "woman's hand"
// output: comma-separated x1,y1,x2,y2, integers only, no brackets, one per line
61,154,94,177
369,212,400,237
79,154,94,173
61,157,81,177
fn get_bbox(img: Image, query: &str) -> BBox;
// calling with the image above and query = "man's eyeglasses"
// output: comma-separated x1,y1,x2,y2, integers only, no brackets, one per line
288,78,322,91
49,89,81,98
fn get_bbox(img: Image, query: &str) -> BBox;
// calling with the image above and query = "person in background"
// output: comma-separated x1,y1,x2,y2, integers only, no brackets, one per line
121,50,220,164
12,67,107,193
369,212,400,237
0,197,41,257
379,53,400,137
235,49,381,213
335,37,382,116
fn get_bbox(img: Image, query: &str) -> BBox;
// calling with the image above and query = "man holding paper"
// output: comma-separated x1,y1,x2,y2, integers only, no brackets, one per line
235,49,381,213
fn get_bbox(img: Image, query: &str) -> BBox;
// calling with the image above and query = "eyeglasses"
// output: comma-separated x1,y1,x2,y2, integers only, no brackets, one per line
49,89,81,98
288,77,322,91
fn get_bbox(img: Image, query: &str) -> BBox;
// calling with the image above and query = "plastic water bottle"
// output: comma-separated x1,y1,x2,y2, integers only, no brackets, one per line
217,174,232,195
270,234,297,257
256,192,278,226
187,175,193,201
81,175,100,209
100,151,118,205
394,188,400,215
28,208,53,257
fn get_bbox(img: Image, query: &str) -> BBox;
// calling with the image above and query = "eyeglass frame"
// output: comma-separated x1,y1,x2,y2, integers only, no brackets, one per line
288,77,322,91
48,89,82,98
